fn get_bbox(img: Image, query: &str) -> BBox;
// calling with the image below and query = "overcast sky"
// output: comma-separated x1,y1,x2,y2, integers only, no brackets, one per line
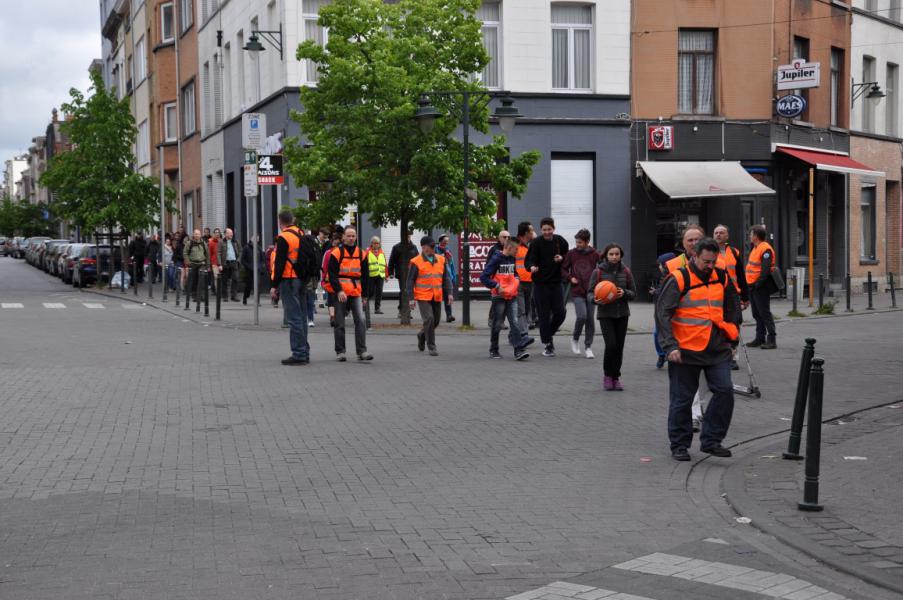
0,1,100,164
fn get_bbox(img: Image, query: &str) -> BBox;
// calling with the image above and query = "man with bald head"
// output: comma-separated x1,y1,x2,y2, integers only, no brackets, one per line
217,228,241,301
184,228,210,302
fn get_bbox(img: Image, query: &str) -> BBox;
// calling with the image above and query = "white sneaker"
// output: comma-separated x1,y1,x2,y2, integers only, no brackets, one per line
308,320,315,328
585,348,594,359
570,339,580,355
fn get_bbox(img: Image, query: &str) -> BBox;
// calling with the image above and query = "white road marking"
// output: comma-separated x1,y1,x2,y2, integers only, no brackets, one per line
612,553,849,599
43,303,66,309
82,303,105,309
121,304,143,309
1,303,24,308
506,582,657,599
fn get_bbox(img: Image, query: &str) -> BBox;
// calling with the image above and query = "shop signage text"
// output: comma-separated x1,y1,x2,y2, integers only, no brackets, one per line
458,233,497,287
775,94,807,118
647,125,674,151
777,60,820,90
257,155,284,185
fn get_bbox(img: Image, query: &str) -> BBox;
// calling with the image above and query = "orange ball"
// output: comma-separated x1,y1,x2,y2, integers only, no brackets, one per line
594,280,618,304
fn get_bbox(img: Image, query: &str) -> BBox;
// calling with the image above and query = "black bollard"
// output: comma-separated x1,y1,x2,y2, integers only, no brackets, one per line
148,263,153,299
890,273,897,309
845,273,852,312
798,357,826,512
791,272,798,314
867,271,875,310
783,338,816,460
817,273,824,308
215,272,222,321
133,262,139,297
175,268,181,307
204,270,210,317
196,270,203,313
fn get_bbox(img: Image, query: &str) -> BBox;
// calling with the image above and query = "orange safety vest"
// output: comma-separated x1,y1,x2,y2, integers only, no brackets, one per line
410,254,446,302
715,245,741,292
268,249,276,280
745,241,775,286
324,245,363,296
276,226,303,279
666,253,689,275
672,267,739,352
515,244,532,282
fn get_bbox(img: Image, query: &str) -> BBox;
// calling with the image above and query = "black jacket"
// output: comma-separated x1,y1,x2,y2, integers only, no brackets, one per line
388,241,417,279
525,234,569,284
128,237,147,259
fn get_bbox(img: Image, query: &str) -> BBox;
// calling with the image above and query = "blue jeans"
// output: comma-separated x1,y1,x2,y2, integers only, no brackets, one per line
652,324,665,357
490,297,530,353
166,263,177,290
279,279,310,360
306,287,316,321
667,359,734,452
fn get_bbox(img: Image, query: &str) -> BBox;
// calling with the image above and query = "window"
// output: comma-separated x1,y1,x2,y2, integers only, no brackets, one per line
163,102,177,142
893,0,902,22
861,184,876,260
203,61,211,134
135,36,146,82
182,81,196,135
478,1,501,89
223,43,232,117
214,52,224,127
793,36,809,120
865,0,877,11
236,31,246,109
180,0,193,32
887,63,898,137
303,0,329,82
831,48,843,127
863,56,876,132
161,2,174,43
551,4,592,90
678,29,715,114
136,119,149,166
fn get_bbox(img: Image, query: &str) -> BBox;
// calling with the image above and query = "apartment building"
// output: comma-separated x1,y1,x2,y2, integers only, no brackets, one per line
849,0,902,286
3,157,27,202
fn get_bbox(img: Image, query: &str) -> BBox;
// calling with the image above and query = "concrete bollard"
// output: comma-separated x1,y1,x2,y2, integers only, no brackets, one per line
798,357,826,512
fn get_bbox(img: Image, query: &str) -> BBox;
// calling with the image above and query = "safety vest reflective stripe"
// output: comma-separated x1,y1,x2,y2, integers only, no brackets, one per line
745,242,776,285
673,316,713,326
366,250,386,278
678,298,723,308
515,245,532,282
410,255,445,301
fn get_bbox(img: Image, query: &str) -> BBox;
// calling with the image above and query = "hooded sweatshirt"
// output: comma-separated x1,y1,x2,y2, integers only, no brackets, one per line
560,246,599,297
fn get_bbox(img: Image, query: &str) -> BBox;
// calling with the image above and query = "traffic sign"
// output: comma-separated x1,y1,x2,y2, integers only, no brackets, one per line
257,155,284,185
243,163,258,197
242,113,266,150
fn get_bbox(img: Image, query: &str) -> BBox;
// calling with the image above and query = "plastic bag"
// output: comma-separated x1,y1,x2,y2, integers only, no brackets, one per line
111,271,131,290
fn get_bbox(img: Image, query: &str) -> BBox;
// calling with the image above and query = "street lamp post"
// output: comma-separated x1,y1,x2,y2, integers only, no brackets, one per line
413,91,522,327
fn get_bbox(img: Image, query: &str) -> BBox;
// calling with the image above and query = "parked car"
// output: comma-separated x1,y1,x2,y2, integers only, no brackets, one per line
42,240,69,273
10,237,25,258
0,237,7,256
25,237,49,265
73,244,113,288
59,243,89,283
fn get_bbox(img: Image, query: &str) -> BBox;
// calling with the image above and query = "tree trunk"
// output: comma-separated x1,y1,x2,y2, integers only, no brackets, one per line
398,216,412,325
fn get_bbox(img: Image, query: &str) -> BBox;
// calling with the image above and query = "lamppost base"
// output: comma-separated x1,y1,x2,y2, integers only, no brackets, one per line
798,501,824,512
782,452,804,461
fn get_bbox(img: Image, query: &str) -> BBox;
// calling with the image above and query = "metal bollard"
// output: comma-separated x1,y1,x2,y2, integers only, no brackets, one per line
817,273,824,308
162,264,167,302
791,272,798,314
133,262,139,297
215,272,222,321
867,271,875,310
845,273,852,312
204,270,210,317
798,357,826,512
783,338,816,461
890,273,897,309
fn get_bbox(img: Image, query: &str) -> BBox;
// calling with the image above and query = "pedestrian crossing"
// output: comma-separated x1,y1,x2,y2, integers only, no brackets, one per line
0,301,146,311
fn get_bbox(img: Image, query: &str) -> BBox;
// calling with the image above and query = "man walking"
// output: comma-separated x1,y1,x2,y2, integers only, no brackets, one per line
128,233,147,283
746,225,777,349
655,238,739,461
480,238,534,360
525,218,569,357
436,234,457,323
146,234,162,284
515,221,536,331
184,229,210,302
388,229,418,318
486,230,510,328
270,211,311,365
327,226,372,361
407,236,454,356
217,228,241,301
713,224,749,368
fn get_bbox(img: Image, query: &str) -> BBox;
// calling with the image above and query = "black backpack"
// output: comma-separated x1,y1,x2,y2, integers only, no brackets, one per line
285,229,321,281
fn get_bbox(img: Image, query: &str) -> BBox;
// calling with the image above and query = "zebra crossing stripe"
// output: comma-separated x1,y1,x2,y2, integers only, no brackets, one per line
1,303,24,308
42,303,66,309
121,304,143,309
506,581,657,600
612,553,848,599
82,303,105,309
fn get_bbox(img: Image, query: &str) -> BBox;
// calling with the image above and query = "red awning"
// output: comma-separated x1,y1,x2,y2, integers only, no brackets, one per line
775,146,885,177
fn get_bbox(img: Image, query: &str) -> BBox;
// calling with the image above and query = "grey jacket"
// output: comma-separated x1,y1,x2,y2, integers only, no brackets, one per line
217,238,241,265
588,260,636,319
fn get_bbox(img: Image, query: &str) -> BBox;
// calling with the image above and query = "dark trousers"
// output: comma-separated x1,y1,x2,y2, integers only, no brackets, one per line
532,283,566,346
334,295,367,355
750,285,776,342
133,257,145,283
667,360,734,452
417,300,442,351
517,281,535,331
222,261,239,299
370,277,384,311
598,316,629,378
186,264,206,300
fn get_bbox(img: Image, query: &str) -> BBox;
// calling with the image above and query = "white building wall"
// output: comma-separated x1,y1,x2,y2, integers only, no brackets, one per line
132,3,152,177
851,0,903,136
4,159,27,200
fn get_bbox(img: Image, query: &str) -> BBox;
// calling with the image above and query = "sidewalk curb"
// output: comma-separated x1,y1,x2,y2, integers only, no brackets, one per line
719,399,903,597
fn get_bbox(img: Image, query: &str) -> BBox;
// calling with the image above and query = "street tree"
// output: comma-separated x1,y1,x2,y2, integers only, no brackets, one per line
41,69,174,281
0,195,57,238
284,0,540,322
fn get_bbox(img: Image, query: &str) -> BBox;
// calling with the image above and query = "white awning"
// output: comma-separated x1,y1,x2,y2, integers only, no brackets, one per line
637,161,775,199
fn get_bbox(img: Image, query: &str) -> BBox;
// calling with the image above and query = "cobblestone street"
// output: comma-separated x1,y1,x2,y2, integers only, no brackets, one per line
1,258,901,599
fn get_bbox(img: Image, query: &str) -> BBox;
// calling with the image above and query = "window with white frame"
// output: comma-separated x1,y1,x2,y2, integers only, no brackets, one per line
893,0,902,22
137,119,149,166
182,81,196,135
860,184,876,260
163,102,177,142
202,61,211,134
863,56,876,132
303,0,329,83
135,36,146,82
886,63,898,137
180,0,193,32
678,29,715,114
551,4,592,91
161,2,174,43
478,1,500,89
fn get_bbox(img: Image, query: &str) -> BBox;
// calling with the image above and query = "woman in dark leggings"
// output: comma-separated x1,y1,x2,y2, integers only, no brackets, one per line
589,243,636,391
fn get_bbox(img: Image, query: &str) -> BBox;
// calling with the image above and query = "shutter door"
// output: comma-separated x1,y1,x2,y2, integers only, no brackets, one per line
551,159,594,243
